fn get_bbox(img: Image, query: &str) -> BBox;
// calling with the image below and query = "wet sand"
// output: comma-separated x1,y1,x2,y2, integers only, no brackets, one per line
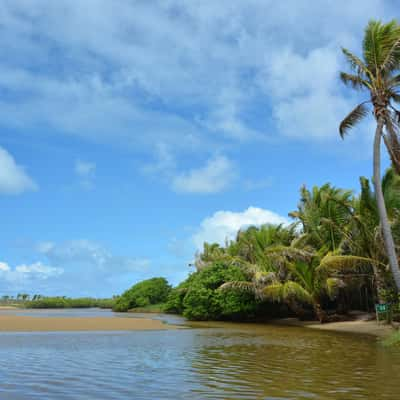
272,317,394,337
306,319,394,337
0,314,178,332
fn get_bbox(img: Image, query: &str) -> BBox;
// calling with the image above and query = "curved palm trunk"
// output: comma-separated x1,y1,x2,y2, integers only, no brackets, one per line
373,118,400,291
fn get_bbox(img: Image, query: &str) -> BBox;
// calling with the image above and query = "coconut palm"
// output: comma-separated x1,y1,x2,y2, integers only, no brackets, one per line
264,252,382,322
289,184,354,253
230,224,295,267
339,20,400,290
195,242,227,270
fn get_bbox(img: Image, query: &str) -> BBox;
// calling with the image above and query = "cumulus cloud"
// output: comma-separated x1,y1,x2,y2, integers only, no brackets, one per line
193,206,288,249
0,146,37,195
172,155,236,194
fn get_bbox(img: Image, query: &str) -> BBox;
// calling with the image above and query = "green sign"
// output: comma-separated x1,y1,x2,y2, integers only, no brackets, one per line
375,303,389,312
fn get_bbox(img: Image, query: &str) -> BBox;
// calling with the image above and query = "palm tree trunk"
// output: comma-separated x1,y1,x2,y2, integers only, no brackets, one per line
373,118,400,291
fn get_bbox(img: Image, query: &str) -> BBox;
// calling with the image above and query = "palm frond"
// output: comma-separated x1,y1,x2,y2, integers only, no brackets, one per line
363,20,400,75
265,245,314,262
282,281,313,304
339,72,370,90
317,254,384,274
388,74,400,90
339,103,369,138
341,48,372,79
381,37,400,74
219,281,255,293
263,283,284,302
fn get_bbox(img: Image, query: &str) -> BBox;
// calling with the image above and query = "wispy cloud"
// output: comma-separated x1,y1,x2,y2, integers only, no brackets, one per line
0,0,392,170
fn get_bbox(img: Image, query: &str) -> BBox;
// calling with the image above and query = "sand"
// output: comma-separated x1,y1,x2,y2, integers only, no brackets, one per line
0,314,178,332
271,317,395,337
306,319,394,337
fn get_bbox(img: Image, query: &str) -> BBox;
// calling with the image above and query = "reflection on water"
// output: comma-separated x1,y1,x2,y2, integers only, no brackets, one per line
0,310,399,399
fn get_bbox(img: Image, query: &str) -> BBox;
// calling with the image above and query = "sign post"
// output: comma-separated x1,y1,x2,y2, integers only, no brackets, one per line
375,303,390,323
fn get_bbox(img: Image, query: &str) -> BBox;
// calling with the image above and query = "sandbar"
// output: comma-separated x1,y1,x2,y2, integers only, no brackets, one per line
0,314,178,332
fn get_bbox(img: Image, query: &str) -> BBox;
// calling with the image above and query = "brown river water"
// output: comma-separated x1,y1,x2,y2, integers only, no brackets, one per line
0,309,399,399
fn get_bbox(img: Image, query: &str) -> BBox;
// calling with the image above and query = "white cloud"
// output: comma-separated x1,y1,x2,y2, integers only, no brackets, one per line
193,206,288,249
0,262,11,272
262,45,352,140
0,261,63,283
0,0,392,164
75,159,96,189
40,239,150,274
172,155,236,194
15,262,63,278
0,146,37,195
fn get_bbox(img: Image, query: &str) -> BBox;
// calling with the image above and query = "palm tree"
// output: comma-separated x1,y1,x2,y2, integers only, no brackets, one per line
342,169,400,300
220,243,376,322
195,242,227,270
339,20,400,290
289,184,354,252
231,224,295,267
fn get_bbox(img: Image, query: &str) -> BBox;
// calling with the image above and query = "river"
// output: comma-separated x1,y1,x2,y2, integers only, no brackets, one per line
0,309,399,399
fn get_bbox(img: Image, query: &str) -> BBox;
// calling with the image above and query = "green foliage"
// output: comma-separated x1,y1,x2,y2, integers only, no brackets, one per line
165,263,258,320
340,19,400,174
113,277,171,312
26,297,115,309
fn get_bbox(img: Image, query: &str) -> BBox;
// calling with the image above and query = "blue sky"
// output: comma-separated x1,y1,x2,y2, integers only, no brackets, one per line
0,0,398,297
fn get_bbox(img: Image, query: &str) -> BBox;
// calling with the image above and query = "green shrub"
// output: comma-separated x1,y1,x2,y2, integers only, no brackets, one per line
113,277,171,312
165,263,258,320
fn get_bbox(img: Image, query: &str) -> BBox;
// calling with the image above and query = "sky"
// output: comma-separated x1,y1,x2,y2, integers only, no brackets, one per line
0,0,398,297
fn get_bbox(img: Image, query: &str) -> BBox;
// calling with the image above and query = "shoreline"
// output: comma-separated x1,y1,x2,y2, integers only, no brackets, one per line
0,308,395,337
0,314,179,332
270,317,395,338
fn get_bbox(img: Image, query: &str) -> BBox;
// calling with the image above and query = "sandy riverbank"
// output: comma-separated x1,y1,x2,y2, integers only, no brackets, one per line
272,317,395,337
0,314,178,332
306,319,394,337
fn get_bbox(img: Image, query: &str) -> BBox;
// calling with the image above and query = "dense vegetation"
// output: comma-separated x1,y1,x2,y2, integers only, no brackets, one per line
161,169,400,322
25,297,115,309
113,277,171,312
